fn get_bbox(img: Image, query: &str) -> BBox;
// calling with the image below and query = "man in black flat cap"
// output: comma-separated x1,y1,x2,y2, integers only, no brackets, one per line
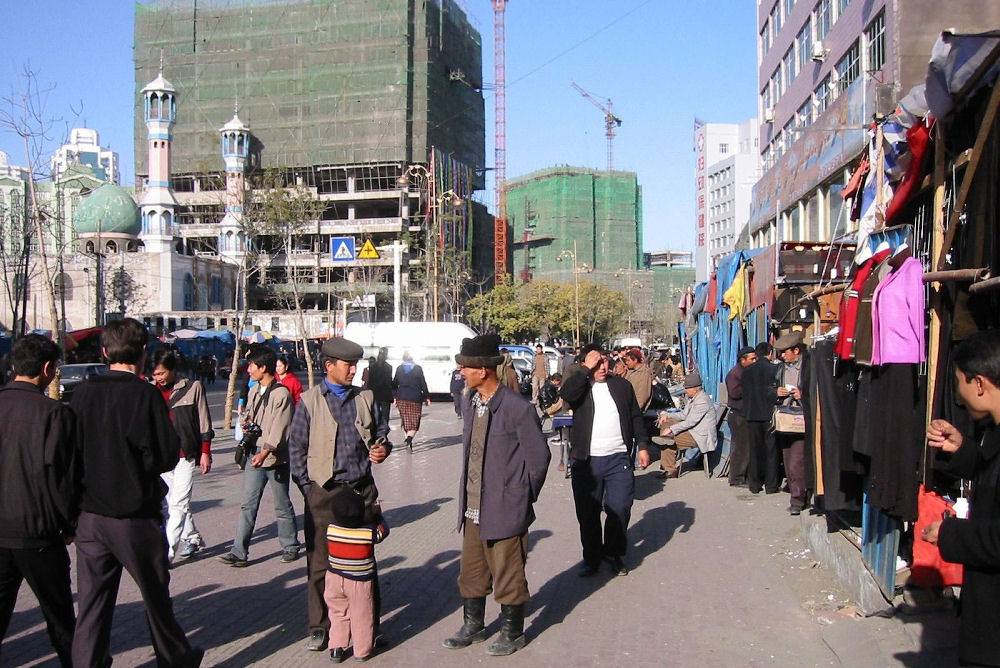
559,343,650,577
289,337,391,652
774,330,809,515
443,333,549,657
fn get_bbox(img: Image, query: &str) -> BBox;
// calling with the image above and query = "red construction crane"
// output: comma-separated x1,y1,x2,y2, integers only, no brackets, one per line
571,80,623,171
493,0,508,281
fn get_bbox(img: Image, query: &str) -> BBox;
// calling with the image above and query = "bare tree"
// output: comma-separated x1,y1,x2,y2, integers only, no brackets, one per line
0,67,75,398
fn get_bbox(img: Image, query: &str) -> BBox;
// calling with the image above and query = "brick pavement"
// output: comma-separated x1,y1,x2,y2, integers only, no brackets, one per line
4,400,957,667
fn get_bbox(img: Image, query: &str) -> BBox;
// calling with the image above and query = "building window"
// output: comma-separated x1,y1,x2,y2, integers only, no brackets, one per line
784,0,796,19
797,100,812,129
760,21,772,58
771,68,782,105
836,40,860,92
815,0,832,41
783,119,795,151
783,47,796,91
771,2,782,35
54,273,72,300
837,0,850,19
866,10,885,72
719,143,729,154
797,20,813,71
183,274,195,310
815,74,833,115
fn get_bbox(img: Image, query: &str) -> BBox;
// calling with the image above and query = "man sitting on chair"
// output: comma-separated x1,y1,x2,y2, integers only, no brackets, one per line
653,371,717,479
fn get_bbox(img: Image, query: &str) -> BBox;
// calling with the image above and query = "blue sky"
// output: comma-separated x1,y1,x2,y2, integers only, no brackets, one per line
0,0,758,255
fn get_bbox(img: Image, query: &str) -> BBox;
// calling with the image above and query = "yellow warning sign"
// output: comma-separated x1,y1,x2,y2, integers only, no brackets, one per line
358,239,380,259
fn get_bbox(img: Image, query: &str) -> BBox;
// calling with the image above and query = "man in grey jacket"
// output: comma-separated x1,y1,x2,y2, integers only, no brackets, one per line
654,371,717,478
443,334,549,657
219,346,300,568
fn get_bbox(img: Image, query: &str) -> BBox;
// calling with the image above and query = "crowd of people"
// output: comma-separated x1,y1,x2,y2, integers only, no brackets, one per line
3,322,998,666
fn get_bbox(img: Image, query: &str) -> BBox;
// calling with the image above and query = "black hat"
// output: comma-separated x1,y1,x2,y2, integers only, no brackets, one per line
737,346,755,359
321,337,364,362
455,333,504,368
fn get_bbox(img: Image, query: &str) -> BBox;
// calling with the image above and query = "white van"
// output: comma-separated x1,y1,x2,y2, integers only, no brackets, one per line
344,321,477,395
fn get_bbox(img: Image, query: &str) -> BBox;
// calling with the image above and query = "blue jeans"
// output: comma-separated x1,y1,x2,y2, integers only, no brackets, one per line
231,463,300,560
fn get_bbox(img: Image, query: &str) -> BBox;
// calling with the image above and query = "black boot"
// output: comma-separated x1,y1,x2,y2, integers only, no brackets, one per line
485,604,525,656
405,435,413,452
443,597,487,649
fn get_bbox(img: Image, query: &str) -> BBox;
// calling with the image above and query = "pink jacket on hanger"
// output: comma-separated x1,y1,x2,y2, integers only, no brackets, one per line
871,255,925,364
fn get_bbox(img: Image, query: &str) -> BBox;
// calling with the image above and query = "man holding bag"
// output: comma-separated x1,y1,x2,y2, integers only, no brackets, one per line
774,331,809,516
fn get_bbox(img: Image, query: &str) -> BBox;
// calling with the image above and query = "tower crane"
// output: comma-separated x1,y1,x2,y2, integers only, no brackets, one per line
492,0,508,280
571,80,623,171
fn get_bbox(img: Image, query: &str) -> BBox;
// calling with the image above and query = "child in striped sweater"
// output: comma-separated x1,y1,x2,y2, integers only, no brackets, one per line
325,488,388,663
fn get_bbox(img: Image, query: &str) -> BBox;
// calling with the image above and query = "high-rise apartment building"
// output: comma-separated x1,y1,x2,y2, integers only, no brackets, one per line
703,120,759,277
50,129,120,184
749,0,1000,248
694,121,758,281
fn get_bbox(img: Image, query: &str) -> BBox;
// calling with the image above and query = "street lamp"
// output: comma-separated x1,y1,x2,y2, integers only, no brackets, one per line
556,240,592,347
614,267,644,336
431,189,464,322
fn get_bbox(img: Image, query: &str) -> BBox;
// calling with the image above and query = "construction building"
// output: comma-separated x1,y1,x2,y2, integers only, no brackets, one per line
132,0,490,322
749,0,1000,246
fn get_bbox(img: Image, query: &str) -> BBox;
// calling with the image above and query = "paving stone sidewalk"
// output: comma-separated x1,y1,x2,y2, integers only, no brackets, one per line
4,402,957,667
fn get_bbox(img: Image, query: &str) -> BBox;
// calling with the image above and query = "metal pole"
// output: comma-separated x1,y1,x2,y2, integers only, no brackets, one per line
393,241,401,322
573,240,580,347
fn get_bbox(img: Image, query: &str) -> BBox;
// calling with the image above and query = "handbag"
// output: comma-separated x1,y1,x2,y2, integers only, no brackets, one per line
910,484,963,587
772,401,805,434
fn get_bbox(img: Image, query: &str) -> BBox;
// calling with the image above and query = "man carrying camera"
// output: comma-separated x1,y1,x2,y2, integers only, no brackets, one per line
219,346,301,568
288,338,391,652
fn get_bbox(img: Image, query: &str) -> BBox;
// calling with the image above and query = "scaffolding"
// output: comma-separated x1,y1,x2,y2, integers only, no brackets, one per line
133,0,485,185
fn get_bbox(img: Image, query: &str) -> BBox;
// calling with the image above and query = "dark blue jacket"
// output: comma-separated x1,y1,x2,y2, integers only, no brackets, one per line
456,385,549,540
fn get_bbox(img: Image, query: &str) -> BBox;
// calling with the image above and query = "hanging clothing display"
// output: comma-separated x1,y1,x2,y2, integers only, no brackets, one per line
871,254,926,365
852,249,893,366
809,340,865,513
834,247,891,360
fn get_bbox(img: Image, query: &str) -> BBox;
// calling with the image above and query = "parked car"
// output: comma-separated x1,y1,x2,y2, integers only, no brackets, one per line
501,344,562,376
510,357,532,396
58,363,109,403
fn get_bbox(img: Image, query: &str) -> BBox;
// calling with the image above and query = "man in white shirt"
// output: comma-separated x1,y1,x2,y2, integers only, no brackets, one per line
559,344,650,577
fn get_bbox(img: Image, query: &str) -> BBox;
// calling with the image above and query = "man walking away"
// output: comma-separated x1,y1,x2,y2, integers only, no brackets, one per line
443,334,549,656
366,347,394,425
71,318,202,668
725,346,757,487
0,335,79,667
743,342,780,495
559,344,651,577
289,338,391,652
531,344,547,404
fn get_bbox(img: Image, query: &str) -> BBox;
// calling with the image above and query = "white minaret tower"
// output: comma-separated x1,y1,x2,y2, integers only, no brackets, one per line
218,103,250,263
139,60,179,254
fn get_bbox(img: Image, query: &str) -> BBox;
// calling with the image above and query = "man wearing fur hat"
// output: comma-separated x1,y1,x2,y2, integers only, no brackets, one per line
443,334,549,657
559,344,651,578
289,337,391,653
653,371,718,478
774,330,809,515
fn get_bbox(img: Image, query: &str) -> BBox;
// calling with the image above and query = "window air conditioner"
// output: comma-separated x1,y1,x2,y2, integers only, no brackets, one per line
811,41,826,62
764,107,774,123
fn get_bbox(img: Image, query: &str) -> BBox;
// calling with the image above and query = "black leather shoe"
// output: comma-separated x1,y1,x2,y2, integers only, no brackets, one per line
577,562,600,577
306,630,327,651
329,647,346,663
610,557,628,576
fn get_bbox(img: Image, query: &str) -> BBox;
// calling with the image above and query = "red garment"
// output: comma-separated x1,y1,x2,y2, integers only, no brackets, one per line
705,274,718,315
834,248,891,359
278,372,304,405
885,120,932,225
841,156,870,201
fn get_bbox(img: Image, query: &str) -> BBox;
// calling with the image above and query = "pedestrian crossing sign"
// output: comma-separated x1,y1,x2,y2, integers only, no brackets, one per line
358,239,380,260
331,236,355,262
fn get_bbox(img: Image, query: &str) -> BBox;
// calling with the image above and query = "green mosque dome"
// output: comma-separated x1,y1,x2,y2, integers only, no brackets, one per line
75,184,140,236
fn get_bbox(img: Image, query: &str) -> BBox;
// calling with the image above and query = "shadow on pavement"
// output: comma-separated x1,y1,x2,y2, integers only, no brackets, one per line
405,434,462,453
634,470,665,501
628,501,695,568
383,497,452,531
